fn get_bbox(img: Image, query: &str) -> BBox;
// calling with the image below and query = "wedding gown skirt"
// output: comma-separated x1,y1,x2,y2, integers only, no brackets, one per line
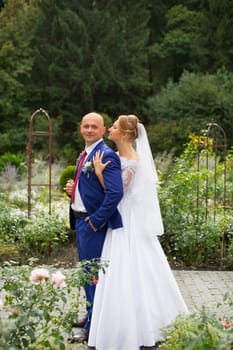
88,158,188,349
88,211,188,349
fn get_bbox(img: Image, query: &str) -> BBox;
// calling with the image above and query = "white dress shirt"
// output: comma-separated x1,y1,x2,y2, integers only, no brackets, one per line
71,139,103,212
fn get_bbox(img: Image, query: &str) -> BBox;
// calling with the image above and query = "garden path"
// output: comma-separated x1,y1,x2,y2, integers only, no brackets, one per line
69,269,233,349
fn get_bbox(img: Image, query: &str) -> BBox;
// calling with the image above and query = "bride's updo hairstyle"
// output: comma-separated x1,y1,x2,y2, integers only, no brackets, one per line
118,114,139,141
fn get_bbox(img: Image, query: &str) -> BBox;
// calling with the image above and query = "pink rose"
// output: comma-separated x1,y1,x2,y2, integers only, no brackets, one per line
30,268,50,284
51,270,66,287
223,321,232,329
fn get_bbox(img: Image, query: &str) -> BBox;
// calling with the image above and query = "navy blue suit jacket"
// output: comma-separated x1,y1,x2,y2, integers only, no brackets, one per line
70,141,123,231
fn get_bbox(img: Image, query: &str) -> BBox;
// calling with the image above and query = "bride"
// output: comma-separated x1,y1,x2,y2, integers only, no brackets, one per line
88,114,188,349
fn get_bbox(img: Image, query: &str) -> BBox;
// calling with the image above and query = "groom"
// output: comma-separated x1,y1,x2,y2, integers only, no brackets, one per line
65,112,123,342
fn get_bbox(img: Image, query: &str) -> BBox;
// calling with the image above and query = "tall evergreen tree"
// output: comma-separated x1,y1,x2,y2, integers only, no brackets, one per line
150,4,203,84
200,0,233,72
27,0,151,151
28,0,89,143
0,0,34,153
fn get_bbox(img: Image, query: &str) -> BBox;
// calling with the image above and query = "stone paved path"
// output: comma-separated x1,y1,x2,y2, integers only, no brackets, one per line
173,270,233,312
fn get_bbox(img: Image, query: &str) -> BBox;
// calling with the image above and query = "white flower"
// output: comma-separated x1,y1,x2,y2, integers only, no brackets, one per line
51,270,66,287
82,161,93,177
0,299,3,310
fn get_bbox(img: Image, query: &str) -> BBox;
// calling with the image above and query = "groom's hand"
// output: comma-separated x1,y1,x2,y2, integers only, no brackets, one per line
64,179,74,196
85,216,97,232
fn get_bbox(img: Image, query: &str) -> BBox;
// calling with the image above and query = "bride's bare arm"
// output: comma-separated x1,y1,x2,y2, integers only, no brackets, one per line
93,151,111,190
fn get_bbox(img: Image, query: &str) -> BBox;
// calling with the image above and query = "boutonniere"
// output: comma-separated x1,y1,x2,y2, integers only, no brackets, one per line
82,160,94,177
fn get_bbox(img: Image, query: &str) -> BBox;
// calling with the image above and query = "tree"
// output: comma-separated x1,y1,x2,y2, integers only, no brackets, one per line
92,0,150,119
150,4,203,84
0,0,34,153
27,0,151,154
199,0,233,72
147,69,233,154
27,0,90,150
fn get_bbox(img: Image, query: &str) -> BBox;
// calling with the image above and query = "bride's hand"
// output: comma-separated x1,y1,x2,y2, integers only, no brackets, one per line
93,151,111,176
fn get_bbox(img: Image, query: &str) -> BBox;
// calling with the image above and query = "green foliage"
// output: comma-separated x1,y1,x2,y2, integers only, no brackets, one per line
147,69,233,154
149,0,233,89
59,165,76,192
0,152,25,174
200,0,233,72
0,260,103,349
160,295,233,349
17,212,69,257
0,159,73,263
26,0,151,150
1,1,233,155
148,121,188,156
0,0,34,153
0,202,28,245
0,201,69,260
159,134,233,268
151,4,203,82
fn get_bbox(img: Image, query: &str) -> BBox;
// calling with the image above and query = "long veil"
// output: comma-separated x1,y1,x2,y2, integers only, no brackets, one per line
133,123,164,236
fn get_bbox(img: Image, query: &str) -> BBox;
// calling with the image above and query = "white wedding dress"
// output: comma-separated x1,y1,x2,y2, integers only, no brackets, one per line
88,125,188,350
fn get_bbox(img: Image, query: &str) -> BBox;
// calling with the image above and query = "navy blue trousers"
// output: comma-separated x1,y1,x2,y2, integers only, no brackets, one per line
75,217,106,330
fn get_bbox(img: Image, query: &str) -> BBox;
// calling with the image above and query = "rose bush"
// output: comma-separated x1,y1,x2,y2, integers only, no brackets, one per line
0,259,104,349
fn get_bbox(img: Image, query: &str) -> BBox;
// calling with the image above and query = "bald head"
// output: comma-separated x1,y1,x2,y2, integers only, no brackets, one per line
82,112,104,125
80,112,106,146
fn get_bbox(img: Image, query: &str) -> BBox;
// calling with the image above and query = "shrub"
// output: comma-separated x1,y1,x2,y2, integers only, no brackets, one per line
160,294,233,349
0,260,104,349
17,212,69,258
0,152,25,174
59,165,76,192
0,200,69,262
0,202,28,244
159,135,233,268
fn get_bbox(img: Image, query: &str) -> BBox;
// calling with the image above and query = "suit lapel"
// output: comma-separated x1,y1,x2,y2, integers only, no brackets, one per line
86,141,105,163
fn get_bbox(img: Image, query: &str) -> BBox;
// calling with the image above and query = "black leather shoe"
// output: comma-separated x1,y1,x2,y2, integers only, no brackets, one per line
68,328,89,343
72,317,88,328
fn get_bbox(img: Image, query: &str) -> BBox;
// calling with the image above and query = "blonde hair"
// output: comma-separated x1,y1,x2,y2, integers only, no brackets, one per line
117,114,139,141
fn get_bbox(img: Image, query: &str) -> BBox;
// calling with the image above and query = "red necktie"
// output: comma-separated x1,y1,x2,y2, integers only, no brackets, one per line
71,150,87,203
